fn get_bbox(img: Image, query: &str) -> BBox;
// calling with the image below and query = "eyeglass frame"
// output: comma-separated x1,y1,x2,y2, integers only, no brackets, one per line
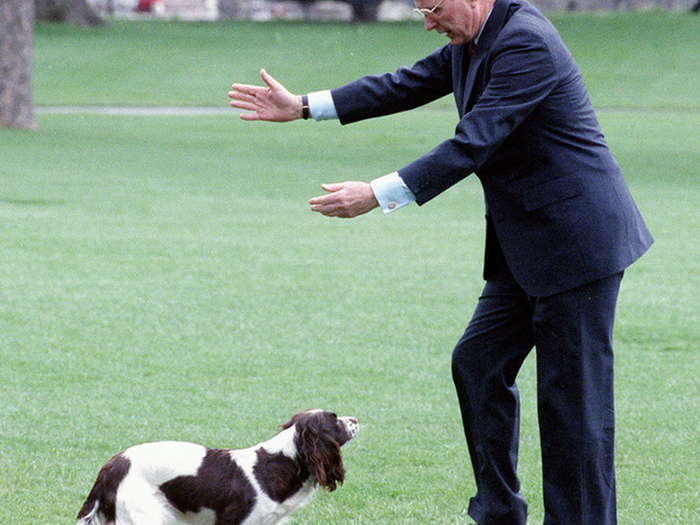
413,0,446,17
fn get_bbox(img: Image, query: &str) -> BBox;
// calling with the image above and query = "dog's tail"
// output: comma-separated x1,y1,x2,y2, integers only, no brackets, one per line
75,500,100,525
76,453,131,525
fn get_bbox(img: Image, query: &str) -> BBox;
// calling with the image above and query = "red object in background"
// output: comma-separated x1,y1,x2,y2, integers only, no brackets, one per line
135,0,155,12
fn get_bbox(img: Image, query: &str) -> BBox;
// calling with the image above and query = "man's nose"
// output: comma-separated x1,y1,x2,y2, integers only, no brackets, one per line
424,16,438,31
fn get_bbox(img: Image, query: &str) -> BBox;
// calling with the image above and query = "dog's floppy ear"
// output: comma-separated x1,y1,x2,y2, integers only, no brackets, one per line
290,411,345,491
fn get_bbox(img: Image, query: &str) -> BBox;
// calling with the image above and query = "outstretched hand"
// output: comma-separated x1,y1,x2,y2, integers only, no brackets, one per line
229,69,302,122
309,182,379,218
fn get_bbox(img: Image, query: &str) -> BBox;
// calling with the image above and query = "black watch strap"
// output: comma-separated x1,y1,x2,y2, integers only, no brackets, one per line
301,94,310,120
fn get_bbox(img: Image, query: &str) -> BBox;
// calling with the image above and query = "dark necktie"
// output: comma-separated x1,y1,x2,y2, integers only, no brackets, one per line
469,40,477,59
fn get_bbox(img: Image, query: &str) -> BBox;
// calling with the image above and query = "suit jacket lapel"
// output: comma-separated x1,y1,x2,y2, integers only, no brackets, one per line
461,0,511,113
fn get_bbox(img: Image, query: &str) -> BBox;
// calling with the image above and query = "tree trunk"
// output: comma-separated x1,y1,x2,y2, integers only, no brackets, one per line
0,0,36,130
35,0,105,26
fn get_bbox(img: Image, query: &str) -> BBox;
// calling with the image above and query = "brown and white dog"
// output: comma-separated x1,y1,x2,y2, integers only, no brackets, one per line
76,409,359,525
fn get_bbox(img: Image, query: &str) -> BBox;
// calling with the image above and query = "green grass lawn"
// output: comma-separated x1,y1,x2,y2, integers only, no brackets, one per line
1,12,699,525
31,12,700,109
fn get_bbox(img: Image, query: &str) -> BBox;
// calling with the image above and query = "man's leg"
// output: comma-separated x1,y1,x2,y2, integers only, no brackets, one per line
452,273,534,525
533,272,623,525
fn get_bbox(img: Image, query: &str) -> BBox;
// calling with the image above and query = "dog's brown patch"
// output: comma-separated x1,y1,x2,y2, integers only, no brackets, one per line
253,448,308,502
159,448,256,524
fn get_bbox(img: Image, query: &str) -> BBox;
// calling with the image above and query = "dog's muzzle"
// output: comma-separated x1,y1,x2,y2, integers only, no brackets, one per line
340,416,360,440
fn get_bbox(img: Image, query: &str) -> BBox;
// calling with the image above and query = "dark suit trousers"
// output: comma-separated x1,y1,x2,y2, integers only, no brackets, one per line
452,266,622,525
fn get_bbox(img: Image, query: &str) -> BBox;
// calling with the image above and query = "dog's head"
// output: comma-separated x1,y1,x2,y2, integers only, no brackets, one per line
282,409,359,492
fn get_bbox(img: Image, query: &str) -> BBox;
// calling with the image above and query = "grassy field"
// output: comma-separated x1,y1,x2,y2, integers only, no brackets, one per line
2,12,699,525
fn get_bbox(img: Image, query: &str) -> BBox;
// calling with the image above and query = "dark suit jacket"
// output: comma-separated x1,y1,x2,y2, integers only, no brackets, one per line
330,0,653,296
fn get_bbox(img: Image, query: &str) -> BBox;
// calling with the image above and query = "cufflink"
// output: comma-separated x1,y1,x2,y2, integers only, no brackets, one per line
388,202,397,210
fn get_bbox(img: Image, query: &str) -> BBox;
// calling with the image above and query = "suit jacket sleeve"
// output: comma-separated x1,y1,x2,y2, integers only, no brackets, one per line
400,28,562,205
330,45,454,124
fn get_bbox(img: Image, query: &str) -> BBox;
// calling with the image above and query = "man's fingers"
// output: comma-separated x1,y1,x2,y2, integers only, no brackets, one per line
309,183,349,204
229,83,265,99
229,97,264,120
229,70,299,122
309,201,351,218
228,89,253,101
309,182,378,218
260,69,280,90
229,83,252,95
228,97,257,110
308,194,334,208
309,190,340,214
238,112,263,122
228,87,265,113
320,183,344,193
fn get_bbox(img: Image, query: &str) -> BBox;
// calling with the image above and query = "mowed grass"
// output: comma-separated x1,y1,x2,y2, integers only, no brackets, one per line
1,12,699,525
31,12,700,109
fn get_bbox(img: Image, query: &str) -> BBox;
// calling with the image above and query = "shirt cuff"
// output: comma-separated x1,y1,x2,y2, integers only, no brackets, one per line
307,90,338,121
370,172,416,214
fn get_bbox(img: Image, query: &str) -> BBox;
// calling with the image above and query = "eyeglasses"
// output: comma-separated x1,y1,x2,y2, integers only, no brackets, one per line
413,0,446,17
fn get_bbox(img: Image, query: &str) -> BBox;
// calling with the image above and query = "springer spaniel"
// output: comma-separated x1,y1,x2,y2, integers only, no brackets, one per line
75,409,359,525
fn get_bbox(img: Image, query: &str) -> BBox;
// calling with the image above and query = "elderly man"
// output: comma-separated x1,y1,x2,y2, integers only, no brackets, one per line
228,0,653,523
